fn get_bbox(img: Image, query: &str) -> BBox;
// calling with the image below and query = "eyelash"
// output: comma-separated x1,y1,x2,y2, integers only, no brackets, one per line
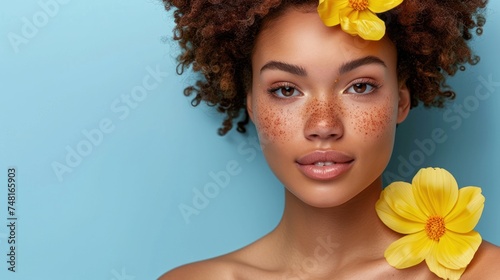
344,78,382,95
267,82,301,98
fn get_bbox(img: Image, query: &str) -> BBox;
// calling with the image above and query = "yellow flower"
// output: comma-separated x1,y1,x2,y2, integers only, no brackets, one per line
317,0,403,40
376,167,484,280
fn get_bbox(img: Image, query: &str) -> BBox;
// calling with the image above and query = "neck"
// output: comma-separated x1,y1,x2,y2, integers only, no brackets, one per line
272,177,400,270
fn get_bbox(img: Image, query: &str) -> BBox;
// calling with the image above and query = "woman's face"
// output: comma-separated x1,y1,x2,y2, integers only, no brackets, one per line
247,7,410,208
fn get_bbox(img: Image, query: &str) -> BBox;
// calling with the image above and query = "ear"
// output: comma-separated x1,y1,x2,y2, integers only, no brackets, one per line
246,90,255,122
396,81,411,124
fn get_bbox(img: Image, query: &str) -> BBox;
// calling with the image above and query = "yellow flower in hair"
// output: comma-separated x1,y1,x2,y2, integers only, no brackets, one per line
376,167,484,280
317,0,403,40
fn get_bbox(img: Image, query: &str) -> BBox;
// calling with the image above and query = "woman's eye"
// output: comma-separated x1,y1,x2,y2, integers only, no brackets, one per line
269,86,301,98
346,82,377,95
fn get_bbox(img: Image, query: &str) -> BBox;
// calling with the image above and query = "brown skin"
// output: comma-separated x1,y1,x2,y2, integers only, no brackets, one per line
248,10,406,210
160,8,500,280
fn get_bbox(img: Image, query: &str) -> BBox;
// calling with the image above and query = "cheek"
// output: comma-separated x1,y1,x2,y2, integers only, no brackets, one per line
349,97,396,139
253,98,295,143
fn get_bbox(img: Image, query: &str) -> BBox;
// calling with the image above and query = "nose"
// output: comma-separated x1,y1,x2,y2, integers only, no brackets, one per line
304,98,344,141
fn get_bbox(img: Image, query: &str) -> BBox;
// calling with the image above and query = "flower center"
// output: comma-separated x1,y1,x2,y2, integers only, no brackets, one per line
349,0,369,11
425,216,446,241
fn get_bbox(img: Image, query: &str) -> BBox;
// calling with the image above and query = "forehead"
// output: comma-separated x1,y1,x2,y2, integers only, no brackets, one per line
252,8,397,71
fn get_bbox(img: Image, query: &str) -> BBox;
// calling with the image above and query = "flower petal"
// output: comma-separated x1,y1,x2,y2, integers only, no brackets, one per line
446,186,485,233
426,252,465,280
317,0,350,26
376,202,424,234
412,168,459,217
339,9,385,40
384,231,432,269
376,182,427,234
435,231,482,270
368,0,404,13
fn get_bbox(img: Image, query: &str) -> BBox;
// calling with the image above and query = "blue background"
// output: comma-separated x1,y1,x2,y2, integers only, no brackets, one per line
0,1,498,279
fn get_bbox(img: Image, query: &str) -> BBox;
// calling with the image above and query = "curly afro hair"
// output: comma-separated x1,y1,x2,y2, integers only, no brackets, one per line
163,0,487,135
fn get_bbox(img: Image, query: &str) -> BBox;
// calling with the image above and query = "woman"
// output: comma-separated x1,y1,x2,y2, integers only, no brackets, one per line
160,0,500,279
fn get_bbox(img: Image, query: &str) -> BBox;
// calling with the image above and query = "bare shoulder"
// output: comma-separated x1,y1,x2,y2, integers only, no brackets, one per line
157,251,276,280
463,241,500,279
158,234,279,280
157,258,235,280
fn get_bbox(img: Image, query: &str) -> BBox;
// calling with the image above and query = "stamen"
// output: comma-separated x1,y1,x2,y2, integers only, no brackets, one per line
425,216,446,241
349,0,369,11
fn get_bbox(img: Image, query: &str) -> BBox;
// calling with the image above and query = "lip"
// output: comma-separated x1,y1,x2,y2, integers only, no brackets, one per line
296,150,354,181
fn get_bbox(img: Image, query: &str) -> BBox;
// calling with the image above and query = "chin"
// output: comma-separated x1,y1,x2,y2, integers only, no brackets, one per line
287,184,368,208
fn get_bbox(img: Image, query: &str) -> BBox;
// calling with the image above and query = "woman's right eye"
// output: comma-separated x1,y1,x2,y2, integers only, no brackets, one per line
268,85,301,98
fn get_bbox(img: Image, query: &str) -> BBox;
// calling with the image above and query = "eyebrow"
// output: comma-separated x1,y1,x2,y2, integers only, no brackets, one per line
260,61,307,76
339,56,387,75
259,55,387,77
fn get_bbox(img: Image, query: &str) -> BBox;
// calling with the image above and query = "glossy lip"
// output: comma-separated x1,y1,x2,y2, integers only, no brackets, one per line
296,150,354,181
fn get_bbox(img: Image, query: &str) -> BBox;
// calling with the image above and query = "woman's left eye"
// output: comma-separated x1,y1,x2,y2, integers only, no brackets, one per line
345,81,379,95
